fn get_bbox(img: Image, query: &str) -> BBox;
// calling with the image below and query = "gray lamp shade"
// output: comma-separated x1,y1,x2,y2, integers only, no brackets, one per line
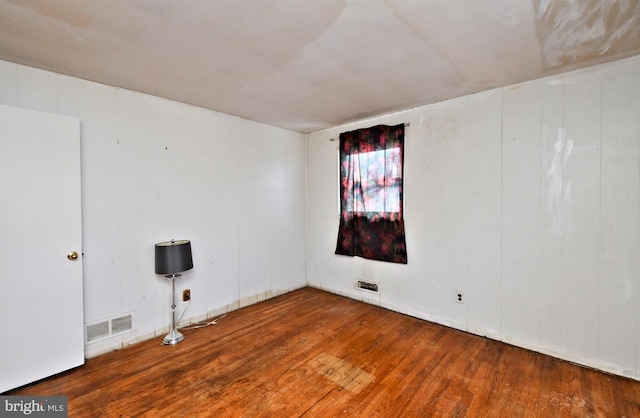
155,240,193,275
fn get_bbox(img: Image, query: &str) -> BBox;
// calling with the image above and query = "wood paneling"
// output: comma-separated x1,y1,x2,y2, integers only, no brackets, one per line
6,288,640,417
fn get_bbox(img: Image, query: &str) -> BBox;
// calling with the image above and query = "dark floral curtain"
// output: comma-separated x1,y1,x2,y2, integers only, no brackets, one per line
335,124,407,264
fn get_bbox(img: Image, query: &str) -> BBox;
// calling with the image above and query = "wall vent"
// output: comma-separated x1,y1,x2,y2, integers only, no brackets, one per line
111,314,133,334
356,280,379,293
86,321,109,342
85,313,134,344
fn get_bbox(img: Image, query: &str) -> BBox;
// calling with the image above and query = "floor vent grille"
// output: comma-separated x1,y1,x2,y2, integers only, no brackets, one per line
356,280,379,293
111,314,133,334
86,321,109,342
86,313,134,344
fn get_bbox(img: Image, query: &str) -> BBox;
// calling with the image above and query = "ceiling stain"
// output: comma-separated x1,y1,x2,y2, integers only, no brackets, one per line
535,0,640,69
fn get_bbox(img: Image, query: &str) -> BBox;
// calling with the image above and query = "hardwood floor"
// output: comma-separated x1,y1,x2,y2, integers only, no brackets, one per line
6,287,640,417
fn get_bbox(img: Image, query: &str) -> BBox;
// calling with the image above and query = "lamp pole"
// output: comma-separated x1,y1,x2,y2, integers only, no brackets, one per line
163,273,184,345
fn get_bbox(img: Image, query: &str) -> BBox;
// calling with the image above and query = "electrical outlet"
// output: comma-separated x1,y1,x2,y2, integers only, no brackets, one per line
455,291,464,304
182,289,191,302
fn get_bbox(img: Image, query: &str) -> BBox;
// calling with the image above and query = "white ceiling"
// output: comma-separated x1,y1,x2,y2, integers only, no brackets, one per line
1,0,639,133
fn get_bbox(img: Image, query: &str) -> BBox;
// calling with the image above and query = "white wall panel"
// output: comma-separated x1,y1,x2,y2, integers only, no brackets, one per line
465,90,502,338
236,126,278,299
76,79,121,323
501,81,541,348
306,132,334,283
115,89,160,332
447,98,471,330
421,101,459,322
396,110,433,315
181,110,241,313
268,132,307,293
600,58,640,376
560,68,601,361
408,101,461,327
539,76,565,353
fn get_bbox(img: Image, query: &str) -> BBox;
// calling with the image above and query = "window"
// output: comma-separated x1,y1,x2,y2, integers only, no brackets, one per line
347,148,401,213
335,124,407,264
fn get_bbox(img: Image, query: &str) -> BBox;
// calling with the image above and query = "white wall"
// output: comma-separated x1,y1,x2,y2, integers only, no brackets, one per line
307,55,640,380
0,60,307,357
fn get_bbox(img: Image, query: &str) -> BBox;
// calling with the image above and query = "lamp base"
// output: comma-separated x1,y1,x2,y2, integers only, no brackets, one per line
163,328,184,345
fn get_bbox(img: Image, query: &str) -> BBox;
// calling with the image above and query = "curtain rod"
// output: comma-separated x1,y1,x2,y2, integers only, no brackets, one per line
329,123,410,141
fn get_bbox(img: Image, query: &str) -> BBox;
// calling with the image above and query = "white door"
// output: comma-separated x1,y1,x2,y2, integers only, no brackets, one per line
0,104,84,393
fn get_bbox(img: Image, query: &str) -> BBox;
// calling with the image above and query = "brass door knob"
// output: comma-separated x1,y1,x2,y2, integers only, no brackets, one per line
67,251,79,261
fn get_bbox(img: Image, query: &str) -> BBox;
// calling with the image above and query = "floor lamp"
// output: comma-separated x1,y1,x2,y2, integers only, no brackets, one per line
155,239,193,345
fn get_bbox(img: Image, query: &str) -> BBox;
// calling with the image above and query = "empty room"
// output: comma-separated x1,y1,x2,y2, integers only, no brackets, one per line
1,1,640,416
